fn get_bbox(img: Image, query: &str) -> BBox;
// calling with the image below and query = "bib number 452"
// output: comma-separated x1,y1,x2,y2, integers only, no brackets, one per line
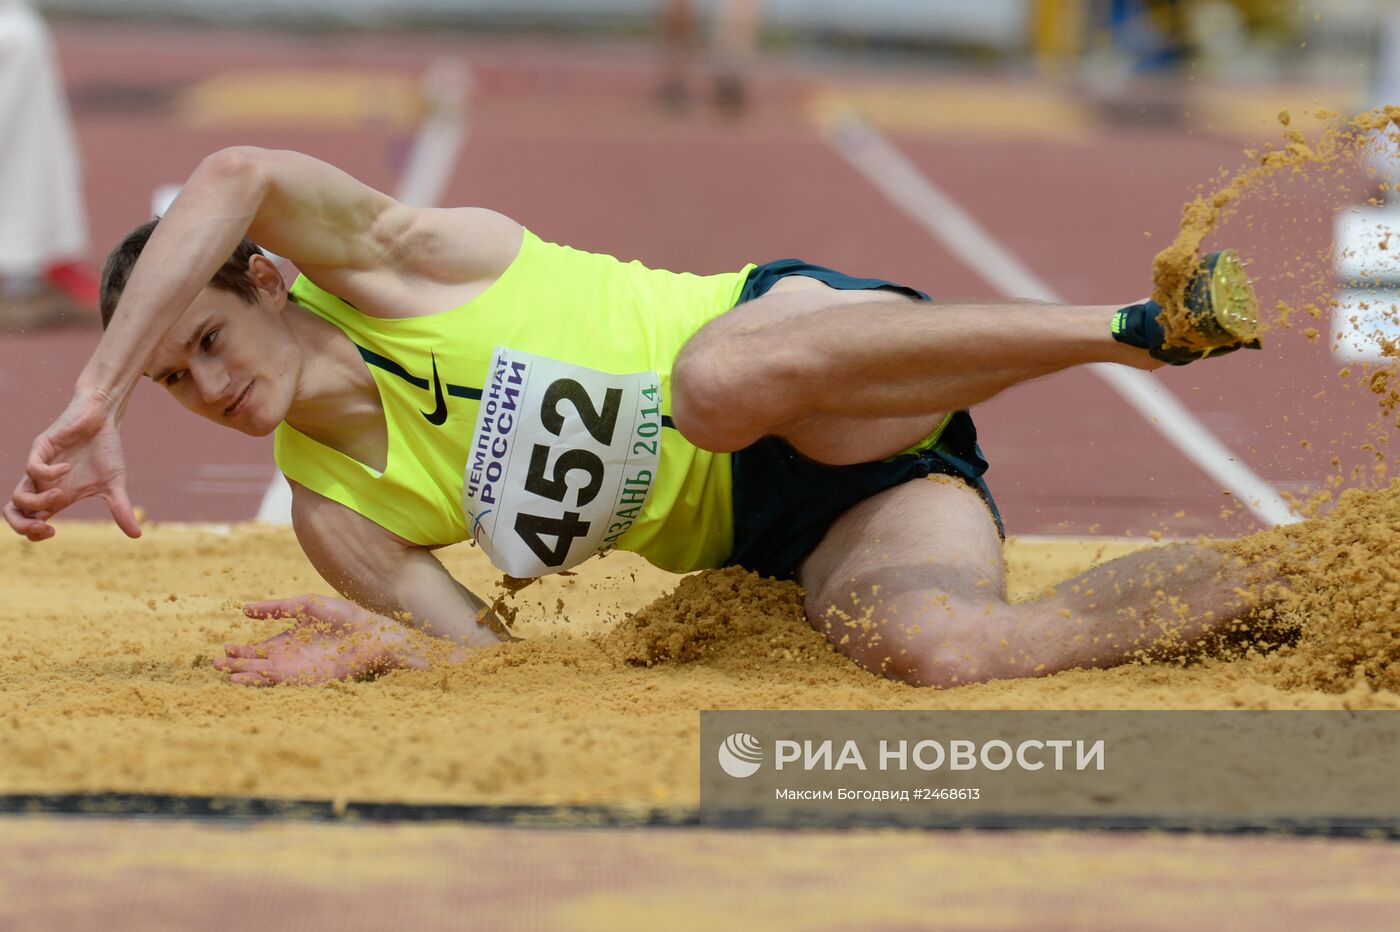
464,345,661,577
514,379,622,567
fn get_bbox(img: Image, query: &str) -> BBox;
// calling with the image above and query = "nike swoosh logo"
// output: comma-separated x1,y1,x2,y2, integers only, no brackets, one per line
421,352,448,426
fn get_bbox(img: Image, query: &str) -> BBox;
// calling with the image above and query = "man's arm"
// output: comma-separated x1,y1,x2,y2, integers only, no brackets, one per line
6,147,519,541
80,145,519,408
214,484,507,687
287,482,507,650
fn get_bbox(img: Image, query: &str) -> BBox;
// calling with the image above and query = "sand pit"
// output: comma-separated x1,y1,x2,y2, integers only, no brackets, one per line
4,500,1399,810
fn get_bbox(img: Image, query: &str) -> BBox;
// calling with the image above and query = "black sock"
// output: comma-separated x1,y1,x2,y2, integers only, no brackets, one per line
1111,300,1165,351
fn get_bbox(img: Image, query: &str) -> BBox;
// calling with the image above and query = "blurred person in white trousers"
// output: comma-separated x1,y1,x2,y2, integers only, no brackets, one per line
0,0,93,330
1371,4,1400,199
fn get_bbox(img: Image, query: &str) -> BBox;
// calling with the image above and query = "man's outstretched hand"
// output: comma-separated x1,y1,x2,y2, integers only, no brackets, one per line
4,390,141,541
213,594,463,687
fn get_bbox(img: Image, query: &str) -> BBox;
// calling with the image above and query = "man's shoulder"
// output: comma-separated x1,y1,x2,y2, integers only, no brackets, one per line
379,206,524,281
297,209,526,320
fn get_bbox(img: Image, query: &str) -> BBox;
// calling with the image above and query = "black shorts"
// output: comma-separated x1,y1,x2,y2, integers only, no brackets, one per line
723,259,1004,581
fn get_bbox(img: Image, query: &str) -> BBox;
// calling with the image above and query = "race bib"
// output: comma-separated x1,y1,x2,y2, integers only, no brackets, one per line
462,347,662,577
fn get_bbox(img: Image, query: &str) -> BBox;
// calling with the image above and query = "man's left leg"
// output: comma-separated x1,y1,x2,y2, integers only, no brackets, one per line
798,475,1274,688
671,252,1256,465
671,281,1155,465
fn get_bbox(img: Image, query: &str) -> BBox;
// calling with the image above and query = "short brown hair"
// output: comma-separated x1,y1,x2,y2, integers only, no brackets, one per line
99,218,266,329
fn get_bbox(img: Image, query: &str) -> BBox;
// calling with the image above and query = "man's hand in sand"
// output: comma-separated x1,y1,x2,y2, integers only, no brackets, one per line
213,594,461,687
4,390,141,542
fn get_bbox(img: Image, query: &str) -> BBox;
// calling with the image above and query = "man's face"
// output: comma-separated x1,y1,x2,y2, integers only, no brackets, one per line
144,259,302,436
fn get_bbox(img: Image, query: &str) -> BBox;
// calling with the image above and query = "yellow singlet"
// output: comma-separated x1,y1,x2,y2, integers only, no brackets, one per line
274,230,754,574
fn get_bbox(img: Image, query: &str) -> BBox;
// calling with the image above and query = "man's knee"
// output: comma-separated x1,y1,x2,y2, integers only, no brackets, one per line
672,284,910,451
877,625,1007,688
807,585,1018,688
671,336,747,451
671,328,806,452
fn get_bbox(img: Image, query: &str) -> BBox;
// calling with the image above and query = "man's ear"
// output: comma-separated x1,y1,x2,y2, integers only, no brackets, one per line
247,253,288,305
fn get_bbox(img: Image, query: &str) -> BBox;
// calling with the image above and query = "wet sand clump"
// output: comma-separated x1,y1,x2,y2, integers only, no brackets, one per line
600,566,826,669
1224,478,1400,694
1152,105,1400,350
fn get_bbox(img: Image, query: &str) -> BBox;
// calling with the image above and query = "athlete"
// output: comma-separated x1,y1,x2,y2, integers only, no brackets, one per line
4,147,1271,688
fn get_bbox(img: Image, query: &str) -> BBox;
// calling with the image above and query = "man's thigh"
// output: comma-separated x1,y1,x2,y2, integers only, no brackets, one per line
700,273,915,340
757,277,944,462
796,475,1006,682
692,276,944,463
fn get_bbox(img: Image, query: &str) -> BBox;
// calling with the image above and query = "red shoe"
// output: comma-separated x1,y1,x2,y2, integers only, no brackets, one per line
46,261,100,308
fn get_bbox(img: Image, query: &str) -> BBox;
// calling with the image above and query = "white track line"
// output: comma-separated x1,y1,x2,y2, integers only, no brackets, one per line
393,59,474,210
256,58,473,525
820,111,1299,527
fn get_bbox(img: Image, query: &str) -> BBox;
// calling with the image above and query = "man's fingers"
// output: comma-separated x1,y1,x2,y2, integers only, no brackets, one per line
24,458,70,485
11,488,64,514
25,524,56,542
214,650,279,685
6,483,63,539
6,476,46,536
224,640,292,658
3,501,54,540
213,656,274,674
3,500,36,534
105,484,142,539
